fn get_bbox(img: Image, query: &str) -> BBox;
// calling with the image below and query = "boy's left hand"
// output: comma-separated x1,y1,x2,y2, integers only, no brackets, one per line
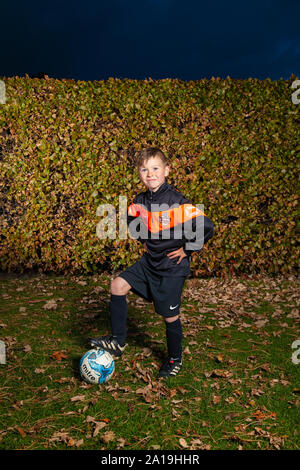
167,247,187,264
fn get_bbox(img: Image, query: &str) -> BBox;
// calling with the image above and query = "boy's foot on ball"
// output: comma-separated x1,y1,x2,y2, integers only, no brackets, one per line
159,357,182,378
88,335,126,358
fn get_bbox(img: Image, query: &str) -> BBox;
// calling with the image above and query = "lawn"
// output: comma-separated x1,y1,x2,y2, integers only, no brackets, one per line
0,272,299,450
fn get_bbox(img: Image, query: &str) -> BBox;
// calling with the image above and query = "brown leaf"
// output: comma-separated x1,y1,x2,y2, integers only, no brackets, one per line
52,351,68,361
75,439,84,447
225,397,235,403
117,437,126,448
86,415,96,423
49,431,69,443
213,369,233,378
179,437,188,448
216,354,224,363
255,319,269,328
70,394,85,402
43,299,58,310
67,437,75,447
16,427,26,437
93,422,107,437
253,410,276,421
101,431,115,444
212,395,221,404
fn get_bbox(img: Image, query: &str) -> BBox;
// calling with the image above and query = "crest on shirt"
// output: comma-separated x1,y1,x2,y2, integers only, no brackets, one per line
159,213,171,227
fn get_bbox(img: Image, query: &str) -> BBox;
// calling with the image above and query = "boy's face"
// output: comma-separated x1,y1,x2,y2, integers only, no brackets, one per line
138,156,170,192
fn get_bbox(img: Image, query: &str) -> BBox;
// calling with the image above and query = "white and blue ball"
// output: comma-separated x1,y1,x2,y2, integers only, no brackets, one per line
79,349,115,384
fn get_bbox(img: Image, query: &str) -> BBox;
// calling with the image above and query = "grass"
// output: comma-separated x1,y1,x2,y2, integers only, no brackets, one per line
0,272,299,450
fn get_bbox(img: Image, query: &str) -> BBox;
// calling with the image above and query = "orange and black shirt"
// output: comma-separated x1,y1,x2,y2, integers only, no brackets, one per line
127,181,214,277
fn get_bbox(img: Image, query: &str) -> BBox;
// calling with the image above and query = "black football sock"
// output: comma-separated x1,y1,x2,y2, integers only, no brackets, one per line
165,317,183,361
109,294,128,346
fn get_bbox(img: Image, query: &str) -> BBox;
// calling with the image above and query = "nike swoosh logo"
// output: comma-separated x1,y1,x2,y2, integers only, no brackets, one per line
170,304,179,310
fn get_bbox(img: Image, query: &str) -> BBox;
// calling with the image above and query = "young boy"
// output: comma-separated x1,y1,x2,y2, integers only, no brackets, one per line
89,148,214,378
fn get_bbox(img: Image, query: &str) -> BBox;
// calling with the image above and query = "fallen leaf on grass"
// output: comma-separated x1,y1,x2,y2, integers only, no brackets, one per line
54,377,75,384
49,431,83,447
205,369,233,379
67,437,75,447
70,395,85,402
250,388,265,397
136,385,154,403
16,427,26,437
43,299,58,310
93,422,108,437
74,439,84,447
255,319,269,328
117,438,126,449
253,410,276,421
211,369,233,378
179,437,188,448
52,351,68,361
212,395,221,404
253,427,285,450
169,389,177,398
260,363,271,372
225,397,235,403
101,431,115,444
86,415,96,423
287,309,299,319
49,431,69,443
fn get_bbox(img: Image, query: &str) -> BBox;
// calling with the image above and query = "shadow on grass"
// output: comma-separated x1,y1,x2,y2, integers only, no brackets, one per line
72,356,83,380
70,294,166,362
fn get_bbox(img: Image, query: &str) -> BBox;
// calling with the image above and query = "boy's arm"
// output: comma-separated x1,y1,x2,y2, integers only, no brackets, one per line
183,214,214,256
127,198,146,245
179,199,214,256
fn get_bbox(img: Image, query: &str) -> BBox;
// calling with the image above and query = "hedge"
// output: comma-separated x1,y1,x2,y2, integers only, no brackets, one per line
0,74,299,277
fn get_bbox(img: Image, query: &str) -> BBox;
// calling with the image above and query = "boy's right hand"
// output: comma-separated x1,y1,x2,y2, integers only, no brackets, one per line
143,242,147,251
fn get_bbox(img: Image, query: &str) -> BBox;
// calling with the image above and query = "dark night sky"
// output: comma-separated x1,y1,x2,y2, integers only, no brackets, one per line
1,0,299,81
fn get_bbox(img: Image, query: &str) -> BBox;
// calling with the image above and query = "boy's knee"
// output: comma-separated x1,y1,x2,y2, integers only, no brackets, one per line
165,315,179,323
110,277,131,295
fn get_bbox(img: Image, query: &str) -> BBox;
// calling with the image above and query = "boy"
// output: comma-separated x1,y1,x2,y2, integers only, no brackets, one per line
89,148,214,378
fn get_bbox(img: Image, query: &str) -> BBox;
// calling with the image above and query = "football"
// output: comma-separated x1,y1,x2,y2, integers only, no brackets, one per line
79,349,115,384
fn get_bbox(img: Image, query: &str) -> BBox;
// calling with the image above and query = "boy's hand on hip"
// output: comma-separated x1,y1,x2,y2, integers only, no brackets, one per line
167,247,187,264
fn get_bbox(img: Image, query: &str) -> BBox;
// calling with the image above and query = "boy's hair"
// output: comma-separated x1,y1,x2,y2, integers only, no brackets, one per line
135,147,169,170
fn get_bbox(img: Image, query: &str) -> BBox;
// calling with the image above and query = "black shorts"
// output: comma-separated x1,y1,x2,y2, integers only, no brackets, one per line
118,259,187,318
